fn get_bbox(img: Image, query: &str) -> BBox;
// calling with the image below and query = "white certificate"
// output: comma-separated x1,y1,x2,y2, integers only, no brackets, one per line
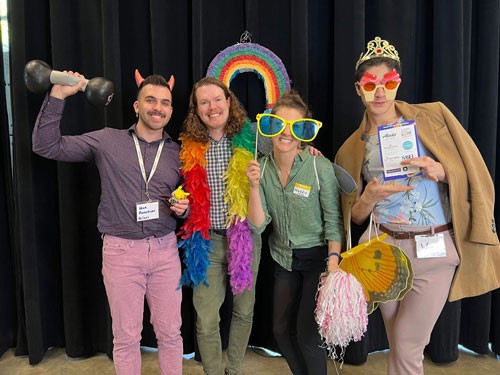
377,120,421,180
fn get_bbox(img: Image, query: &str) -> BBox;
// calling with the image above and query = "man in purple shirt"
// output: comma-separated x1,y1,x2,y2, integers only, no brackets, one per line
32,72,188,375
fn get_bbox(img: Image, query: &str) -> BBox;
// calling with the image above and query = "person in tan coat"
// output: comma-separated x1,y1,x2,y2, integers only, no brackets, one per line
335,36,500,375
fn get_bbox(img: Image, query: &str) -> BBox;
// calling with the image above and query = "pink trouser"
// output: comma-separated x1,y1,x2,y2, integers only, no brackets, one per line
361,225,459,375
102,232,182,375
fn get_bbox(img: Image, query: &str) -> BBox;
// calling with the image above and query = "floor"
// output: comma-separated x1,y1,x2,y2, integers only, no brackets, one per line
0,345,499,374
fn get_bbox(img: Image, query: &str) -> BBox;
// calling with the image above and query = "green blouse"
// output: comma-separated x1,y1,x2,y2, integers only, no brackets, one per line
249,147,344,270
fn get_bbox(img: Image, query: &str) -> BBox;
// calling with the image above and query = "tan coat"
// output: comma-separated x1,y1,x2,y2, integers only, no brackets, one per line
335,101,500,301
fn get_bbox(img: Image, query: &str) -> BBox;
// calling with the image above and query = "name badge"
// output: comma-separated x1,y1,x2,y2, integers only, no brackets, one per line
136,200,159,222
415,233,446,258
293,183,311,197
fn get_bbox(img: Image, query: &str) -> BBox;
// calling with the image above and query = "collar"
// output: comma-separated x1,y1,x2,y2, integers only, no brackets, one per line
208,133,228,143
358,101,421,140
128,123,171,143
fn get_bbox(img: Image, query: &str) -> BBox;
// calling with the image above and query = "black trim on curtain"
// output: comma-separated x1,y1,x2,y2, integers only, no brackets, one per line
5,0,500,367
0,17,17,358
10,0,66,365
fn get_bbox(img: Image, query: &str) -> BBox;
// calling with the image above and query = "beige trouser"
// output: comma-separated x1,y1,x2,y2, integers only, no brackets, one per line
360,225,460,375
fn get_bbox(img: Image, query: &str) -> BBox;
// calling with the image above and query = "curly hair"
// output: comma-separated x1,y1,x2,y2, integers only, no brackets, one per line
180,77,248,143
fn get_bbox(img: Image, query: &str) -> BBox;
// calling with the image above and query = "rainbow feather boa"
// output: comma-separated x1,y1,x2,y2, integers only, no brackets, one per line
178,120,256,294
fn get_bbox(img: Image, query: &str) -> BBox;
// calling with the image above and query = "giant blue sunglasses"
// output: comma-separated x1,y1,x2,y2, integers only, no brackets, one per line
256,113,322,142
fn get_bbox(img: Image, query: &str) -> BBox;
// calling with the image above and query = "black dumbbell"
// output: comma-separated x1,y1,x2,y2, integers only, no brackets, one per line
24,59,114,107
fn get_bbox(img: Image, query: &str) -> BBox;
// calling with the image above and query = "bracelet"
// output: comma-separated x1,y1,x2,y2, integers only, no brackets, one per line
328,252,340,258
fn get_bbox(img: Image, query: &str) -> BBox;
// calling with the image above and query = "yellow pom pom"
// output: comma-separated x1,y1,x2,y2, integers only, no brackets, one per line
171,186,190,204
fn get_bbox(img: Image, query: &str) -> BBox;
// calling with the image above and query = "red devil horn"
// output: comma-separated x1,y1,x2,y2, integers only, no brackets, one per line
167,75,175,91
135,69,145,87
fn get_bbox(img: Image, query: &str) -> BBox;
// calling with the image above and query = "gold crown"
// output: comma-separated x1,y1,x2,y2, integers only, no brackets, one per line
355,36,400,71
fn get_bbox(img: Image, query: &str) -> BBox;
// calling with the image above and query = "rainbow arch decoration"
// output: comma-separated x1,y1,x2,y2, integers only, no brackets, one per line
206,43,291,109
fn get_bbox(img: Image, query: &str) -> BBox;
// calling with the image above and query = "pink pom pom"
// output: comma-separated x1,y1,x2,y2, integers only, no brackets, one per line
315,269,368,364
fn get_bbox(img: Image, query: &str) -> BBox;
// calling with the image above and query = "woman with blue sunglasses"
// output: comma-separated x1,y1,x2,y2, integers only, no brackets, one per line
246,90,344,375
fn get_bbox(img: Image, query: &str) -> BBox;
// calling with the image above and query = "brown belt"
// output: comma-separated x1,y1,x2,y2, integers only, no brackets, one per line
378,223,453,240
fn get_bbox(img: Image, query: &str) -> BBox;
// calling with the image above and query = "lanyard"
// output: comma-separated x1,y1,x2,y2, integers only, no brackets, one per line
132,132,165,201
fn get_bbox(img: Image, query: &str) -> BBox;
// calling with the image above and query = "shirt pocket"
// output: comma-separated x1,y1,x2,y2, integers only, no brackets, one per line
288,182,317,211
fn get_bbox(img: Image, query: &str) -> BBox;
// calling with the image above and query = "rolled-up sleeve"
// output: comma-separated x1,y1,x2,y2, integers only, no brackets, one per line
318,159,344,245
248,184,272,234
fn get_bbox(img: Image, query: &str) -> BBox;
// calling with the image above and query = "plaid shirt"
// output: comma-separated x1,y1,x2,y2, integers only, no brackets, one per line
206,135,232,229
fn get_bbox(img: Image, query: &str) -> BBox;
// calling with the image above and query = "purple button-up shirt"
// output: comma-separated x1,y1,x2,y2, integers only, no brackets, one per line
32,95,181,240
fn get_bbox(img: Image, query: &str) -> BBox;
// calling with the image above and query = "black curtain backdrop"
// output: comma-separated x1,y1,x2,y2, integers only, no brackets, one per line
2,0,500,367
0,19,17,358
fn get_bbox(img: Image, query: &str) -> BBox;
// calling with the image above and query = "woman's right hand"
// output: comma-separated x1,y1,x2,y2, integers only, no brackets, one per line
246,160,261,189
